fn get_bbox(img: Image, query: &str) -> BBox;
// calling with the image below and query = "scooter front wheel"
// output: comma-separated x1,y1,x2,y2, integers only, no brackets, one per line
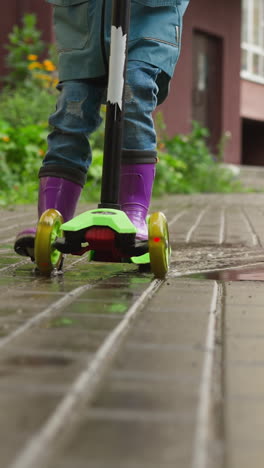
35,209,64,275
148,212,170,279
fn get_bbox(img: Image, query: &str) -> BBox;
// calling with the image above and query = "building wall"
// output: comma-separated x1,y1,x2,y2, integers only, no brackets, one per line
158,0,242,164
0,0,52,78
241,79,264,122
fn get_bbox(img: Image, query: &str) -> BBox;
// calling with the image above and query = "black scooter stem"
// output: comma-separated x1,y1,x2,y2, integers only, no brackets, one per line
99,0,131,209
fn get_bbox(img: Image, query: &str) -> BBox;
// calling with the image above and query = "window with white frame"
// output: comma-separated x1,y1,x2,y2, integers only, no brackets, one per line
241,0,264,83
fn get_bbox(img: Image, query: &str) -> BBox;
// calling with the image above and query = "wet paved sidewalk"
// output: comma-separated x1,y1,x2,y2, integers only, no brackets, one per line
1,193,264,467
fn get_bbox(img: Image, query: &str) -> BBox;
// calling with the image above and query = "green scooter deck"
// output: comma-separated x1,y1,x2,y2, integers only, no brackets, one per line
62,208,136,233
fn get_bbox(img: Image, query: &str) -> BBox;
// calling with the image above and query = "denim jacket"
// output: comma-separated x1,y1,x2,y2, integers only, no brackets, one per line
46,0,190,82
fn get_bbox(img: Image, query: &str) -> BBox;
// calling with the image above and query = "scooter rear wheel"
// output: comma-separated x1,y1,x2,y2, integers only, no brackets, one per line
35,209,64,275
148,212,170,279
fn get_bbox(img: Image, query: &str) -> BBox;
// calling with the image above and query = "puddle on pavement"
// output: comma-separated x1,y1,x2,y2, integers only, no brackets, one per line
187,265,264,282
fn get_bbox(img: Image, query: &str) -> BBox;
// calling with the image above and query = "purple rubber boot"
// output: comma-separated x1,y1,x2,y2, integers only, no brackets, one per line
119,163,156,241
14,177,82,260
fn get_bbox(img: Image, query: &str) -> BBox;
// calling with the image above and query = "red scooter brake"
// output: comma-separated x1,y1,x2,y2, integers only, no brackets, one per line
85,227,123,262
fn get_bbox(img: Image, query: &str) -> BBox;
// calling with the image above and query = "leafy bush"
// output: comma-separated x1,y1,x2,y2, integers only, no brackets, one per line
3,13,58,90
4,14,45,87
0,87,56,128
0,13,58,206
153,118,243,195
0,119,48,206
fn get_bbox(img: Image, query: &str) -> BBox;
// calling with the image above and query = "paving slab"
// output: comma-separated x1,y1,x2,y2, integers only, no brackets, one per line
223,281,264,468
1,193,264,468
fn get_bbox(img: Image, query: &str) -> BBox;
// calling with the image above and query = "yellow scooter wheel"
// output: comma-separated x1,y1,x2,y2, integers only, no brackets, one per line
148,212,170,279
35,209,64,275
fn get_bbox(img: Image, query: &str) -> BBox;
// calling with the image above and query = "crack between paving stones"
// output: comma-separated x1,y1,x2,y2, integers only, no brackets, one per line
191,281,219,468
240,207,260,247
218,208,226,245
0,259,31,273
168,209,188,227
186,206,210,243
221,282,228,468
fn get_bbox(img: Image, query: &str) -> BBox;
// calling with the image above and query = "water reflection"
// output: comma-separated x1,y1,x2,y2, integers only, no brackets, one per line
188,265,264,282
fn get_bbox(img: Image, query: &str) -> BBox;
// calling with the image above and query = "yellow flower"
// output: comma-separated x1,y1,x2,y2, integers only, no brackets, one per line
2,136,10,142
157,142,165,151
27,54,38,61
28,61,43,70
38,149,45,157
43,59,56,72
35,73,51,81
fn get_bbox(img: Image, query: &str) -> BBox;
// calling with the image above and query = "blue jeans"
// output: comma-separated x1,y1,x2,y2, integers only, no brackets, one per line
41,61,164,185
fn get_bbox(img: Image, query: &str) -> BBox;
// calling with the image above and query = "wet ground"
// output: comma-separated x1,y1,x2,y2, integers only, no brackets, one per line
1,192,264,467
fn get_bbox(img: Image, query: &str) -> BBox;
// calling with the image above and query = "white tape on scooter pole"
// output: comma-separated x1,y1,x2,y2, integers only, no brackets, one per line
107,26,127,111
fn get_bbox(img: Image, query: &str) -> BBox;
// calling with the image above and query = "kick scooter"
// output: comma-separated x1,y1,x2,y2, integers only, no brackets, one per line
34,0,171,279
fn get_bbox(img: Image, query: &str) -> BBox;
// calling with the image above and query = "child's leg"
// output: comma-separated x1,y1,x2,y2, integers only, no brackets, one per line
119,61,161,240
14,79,106,259
40,78,106,185
118,0,190,240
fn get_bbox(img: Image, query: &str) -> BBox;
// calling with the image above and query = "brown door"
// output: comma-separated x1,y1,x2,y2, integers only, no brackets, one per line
192,31,223,154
